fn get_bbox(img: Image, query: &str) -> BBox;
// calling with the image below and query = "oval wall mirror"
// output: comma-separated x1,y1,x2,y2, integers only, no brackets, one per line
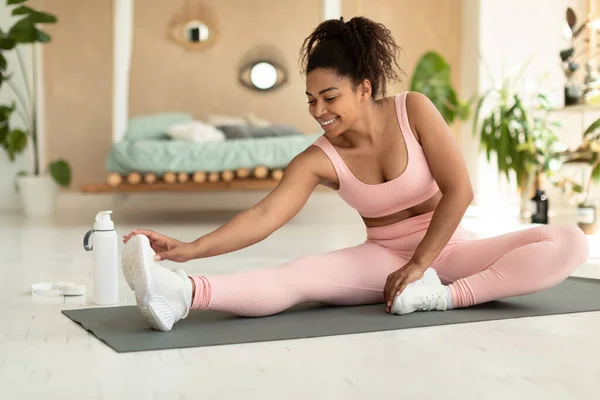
184,20,210,43
250,62,278,90
239,60,288,92
168,1,219,50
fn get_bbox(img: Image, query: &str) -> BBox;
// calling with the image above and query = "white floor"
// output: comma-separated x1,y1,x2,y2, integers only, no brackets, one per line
1,197,600,400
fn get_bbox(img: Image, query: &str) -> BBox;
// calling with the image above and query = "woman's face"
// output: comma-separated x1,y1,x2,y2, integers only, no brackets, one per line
305,68,366,137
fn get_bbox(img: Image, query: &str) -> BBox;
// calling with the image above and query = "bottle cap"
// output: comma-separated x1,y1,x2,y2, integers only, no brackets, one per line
94,210,114,231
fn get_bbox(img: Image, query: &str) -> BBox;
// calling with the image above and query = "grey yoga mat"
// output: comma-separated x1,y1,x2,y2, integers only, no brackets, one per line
62,277,600,353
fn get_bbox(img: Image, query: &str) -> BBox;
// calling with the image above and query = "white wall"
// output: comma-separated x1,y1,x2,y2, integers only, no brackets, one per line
464,0,591,210
0,5,33,212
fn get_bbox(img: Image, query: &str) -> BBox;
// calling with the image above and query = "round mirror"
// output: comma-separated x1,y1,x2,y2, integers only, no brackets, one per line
185,20,210,43
250,62,278,90
239,60,288,92
168,16,218,50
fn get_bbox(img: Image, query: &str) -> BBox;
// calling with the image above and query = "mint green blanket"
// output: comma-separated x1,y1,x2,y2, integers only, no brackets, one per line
106,134,321,174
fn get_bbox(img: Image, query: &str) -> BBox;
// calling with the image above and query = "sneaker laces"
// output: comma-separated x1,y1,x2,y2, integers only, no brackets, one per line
416,290,446,311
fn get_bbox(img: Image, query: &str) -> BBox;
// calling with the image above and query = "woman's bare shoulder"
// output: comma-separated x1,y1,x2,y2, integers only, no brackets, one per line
293,138,339,187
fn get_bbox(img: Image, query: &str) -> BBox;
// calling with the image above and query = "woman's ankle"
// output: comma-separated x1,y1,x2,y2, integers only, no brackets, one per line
189,277,196,298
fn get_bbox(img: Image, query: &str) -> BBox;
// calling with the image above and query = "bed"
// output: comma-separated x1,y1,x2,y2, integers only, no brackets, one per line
81,113,322,193
106,133,321,175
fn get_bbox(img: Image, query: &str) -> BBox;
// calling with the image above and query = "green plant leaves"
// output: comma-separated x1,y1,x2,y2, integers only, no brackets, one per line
571,181,584,192
536,94,553,111
410,51,468,124
12,6,57,21
583,116,600,141
1,1,58,170
473,84,544,188
472,90,490,137
0,123,7,145
10,19,45,43
3,128,28,161
0,30,16,50
48,159,71,187
35,29,51,43
0,31,11,89
456,99,473,121
592,162,600,183
8,3,57,44
0,103,15,120
0,100,26,163
580,117,600,187
0,104,18,156
590,152,600,184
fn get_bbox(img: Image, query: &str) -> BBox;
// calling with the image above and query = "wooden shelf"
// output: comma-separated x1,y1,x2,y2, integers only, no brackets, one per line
81,179,280,193
549,104,600,113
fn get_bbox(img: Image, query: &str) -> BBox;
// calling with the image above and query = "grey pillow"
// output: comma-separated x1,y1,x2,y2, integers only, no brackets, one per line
217,124,302,140
250,125,302,138
217,125,252,140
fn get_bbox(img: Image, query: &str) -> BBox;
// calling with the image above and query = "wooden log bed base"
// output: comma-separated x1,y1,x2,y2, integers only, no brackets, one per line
81,166,285,193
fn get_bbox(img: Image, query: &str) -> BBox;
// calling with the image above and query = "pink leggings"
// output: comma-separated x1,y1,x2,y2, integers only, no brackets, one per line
190,212,589,316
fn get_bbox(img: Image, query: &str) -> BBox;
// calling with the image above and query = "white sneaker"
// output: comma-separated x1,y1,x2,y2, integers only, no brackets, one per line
390,267,448,315
121,234,192,331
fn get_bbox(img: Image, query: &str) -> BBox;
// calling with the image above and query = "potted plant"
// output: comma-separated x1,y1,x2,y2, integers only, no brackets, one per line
472,69,566,217
0,0,71,216
410,51,472,124
555,117,600,233
579,119,600,233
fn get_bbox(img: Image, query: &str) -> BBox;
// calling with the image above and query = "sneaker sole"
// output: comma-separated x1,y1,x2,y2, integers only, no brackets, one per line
121,235,174,332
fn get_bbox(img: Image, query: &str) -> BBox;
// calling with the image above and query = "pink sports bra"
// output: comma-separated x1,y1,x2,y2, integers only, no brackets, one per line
311,92,440,218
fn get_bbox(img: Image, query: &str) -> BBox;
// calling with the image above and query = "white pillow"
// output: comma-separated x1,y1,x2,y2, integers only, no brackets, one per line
167,120,226,143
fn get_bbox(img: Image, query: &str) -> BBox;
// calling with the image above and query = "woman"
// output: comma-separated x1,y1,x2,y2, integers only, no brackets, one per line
122,17,589,332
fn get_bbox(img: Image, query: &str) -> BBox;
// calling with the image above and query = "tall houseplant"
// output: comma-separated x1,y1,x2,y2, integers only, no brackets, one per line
0,0,71,215
410,51,471,124
472,72,565,216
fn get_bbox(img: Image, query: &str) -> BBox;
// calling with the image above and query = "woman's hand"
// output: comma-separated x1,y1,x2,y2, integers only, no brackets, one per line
123,229,196,263
383,261,428,313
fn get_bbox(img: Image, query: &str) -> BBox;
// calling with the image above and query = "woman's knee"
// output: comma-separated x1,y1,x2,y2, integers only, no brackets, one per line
543,224,589,266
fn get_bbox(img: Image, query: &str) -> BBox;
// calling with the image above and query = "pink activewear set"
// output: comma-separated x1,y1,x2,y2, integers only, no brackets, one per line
189,92,589,316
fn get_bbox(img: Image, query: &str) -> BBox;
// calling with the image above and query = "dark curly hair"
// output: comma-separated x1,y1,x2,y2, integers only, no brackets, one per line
299,16,404,99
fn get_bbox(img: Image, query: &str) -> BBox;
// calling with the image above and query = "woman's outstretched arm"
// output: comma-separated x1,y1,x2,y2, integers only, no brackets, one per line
189,148,322,258
125,146,327,262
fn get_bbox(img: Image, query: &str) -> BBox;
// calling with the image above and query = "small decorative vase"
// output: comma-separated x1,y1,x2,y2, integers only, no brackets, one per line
16,174,58,217
577,202,598,234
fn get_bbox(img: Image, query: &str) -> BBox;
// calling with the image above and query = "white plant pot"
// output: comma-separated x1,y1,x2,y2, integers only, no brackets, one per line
17,175,58,217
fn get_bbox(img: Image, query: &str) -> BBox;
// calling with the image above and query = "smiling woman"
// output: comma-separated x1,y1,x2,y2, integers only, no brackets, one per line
120,16,589,333
300,17,403,138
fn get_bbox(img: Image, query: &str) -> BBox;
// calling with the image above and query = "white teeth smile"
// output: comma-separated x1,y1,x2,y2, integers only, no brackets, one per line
319,117,338,126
